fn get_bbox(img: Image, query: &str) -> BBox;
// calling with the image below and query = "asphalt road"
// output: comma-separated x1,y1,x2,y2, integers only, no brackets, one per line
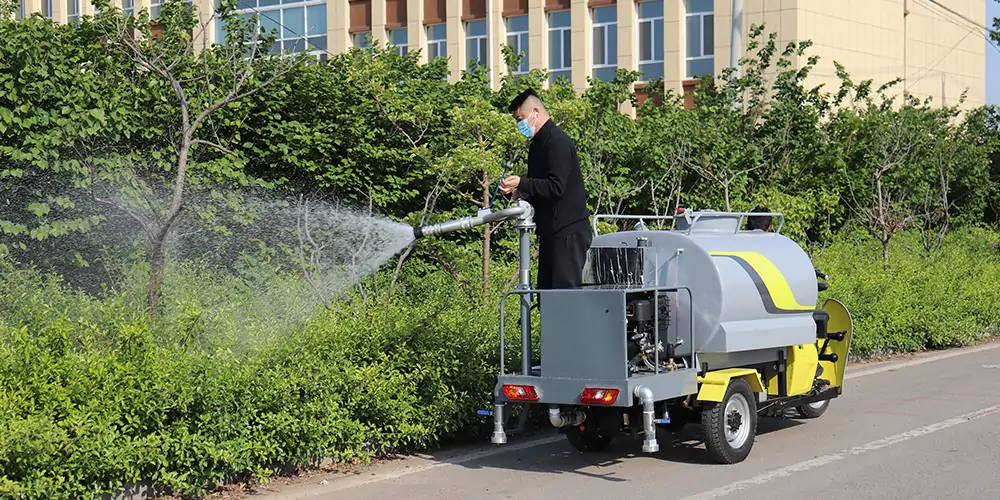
259,341,1000,500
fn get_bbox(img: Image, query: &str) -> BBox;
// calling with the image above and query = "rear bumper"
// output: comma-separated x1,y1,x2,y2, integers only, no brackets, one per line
495,368,699,408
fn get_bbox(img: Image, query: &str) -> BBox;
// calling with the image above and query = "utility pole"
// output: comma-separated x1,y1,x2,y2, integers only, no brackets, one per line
731,0,743,78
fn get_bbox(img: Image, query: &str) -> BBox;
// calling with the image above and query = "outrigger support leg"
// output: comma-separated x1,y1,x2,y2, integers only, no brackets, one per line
491,402,507,444
635,385,659,453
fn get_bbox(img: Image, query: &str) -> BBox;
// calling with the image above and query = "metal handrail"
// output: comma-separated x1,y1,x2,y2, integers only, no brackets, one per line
591,214,678,235
592,211,786,236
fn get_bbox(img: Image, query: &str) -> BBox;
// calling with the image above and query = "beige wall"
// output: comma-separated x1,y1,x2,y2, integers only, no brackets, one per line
792,0,985,109
715,0,986,110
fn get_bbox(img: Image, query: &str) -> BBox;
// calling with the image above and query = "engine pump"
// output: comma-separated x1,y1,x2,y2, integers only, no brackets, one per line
625,292,674,373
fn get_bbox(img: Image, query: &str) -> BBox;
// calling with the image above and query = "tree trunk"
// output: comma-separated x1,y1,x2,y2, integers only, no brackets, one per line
881,236,891,270
147,237,167,315
482,172,491,299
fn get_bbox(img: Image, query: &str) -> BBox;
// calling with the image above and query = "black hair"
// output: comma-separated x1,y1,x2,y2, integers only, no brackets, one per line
508,88,539,113
746,206,772,231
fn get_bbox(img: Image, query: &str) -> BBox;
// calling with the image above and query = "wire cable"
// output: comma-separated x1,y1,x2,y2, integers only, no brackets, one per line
920,0,1000,55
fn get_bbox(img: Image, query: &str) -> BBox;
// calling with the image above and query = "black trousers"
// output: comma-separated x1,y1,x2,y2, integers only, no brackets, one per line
536,227,592,291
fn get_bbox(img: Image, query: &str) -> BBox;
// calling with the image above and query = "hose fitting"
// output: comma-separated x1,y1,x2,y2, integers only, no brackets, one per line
548,405,587,428
634,385,659,453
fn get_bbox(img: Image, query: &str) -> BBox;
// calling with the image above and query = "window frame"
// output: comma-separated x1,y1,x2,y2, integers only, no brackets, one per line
229,0,329,59
465,19,489,70
547,10,572,84
505,15,529,75
591,5,618,82
685,0,714,79
427,23,447,62
388,27,408,56
67,0,80,23
637,0,664,82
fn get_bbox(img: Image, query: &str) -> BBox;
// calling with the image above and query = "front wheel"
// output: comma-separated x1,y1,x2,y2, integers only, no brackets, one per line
701,377,758,464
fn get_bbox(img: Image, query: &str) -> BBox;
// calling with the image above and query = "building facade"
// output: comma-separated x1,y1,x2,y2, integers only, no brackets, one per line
10,0,988,112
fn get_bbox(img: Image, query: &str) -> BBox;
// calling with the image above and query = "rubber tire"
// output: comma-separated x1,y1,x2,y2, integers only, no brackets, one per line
565,425,613,452
795,398,830,419
701,377,758,464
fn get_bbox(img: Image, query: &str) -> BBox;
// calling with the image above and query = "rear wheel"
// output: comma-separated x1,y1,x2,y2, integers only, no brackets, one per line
564,424,613,452
563,407,617,452
795,398,830,418
701,377,758,464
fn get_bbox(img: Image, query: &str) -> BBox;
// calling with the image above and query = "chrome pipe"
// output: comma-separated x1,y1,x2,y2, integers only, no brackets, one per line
635,385,659,453
413,202,532,239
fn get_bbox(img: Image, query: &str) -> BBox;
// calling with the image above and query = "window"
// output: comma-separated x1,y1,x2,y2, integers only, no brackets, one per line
505,15,529,74
591,6,617,82
388,28,408,56
229,0,327,59
352,31,372,50
427,24,447,61
67,0,80,23
150,0,160,18
122,0,134,17
466,19,488,70
16,0,23,19
548,11,571,84
41,0,51,18
638,1,664,81
685,0,714,78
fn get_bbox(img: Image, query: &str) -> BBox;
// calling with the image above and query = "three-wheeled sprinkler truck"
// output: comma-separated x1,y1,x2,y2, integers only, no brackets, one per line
411,201,853,464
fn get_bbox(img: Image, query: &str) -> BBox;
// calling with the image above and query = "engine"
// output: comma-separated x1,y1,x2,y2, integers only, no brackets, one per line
625,292,674,373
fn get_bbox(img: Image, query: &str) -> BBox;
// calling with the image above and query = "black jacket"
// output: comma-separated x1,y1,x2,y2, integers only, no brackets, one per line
517,120,591,238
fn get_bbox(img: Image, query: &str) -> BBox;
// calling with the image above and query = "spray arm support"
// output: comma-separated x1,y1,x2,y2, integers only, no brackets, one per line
413,201,534,239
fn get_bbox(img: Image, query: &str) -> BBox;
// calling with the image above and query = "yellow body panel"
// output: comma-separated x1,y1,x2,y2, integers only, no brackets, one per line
786,343,819,396
708,250,815,312
817,297,855,391
697,368,765,402
764,344,820,396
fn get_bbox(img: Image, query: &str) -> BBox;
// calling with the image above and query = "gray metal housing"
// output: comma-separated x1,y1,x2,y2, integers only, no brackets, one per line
583,211,819,355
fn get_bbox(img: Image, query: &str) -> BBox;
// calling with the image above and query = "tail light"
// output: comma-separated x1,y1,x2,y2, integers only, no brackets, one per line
502,384,539,401
581,388,619,405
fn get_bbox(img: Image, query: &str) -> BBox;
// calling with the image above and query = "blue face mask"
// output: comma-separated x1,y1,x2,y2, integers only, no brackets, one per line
517,112,537,138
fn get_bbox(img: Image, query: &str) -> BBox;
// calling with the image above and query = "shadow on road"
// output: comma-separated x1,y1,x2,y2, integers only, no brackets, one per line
447,417,804,482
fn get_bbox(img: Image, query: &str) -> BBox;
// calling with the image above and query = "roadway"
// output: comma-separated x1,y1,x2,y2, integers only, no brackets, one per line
257,341,1000,500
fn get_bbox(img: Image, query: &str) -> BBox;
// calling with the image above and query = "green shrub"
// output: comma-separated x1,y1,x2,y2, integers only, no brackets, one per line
0,256,520,499
814,227,1000,357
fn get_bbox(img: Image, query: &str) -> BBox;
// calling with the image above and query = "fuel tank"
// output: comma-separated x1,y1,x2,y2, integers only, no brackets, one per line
582,211,819,354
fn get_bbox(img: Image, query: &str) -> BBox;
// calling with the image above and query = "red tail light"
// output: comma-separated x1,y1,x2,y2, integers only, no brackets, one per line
502,384,539,401
581,388,619,405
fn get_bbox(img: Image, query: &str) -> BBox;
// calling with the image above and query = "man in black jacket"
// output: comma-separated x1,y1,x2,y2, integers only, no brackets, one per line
499,88,592,290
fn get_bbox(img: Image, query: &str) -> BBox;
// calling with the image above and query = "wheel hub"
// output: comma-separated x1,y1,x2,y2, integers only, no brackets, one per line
727,410,742,433
723,393,751,447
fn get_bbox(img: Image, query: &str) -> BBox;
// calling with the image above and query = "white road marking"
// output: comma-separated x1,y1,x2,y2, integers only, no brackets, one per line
678,404,1000,500
278,340,1000,497
844,341,1000,380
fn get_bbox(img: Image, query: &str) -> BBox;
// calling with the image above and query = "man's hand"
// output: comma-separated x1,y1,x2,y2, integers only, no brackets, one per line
498,175,520,194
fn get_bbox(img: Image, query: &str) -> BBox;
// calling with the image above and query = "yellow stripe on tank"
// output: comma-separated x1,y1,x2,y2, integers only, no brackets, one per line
709,251,815,313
